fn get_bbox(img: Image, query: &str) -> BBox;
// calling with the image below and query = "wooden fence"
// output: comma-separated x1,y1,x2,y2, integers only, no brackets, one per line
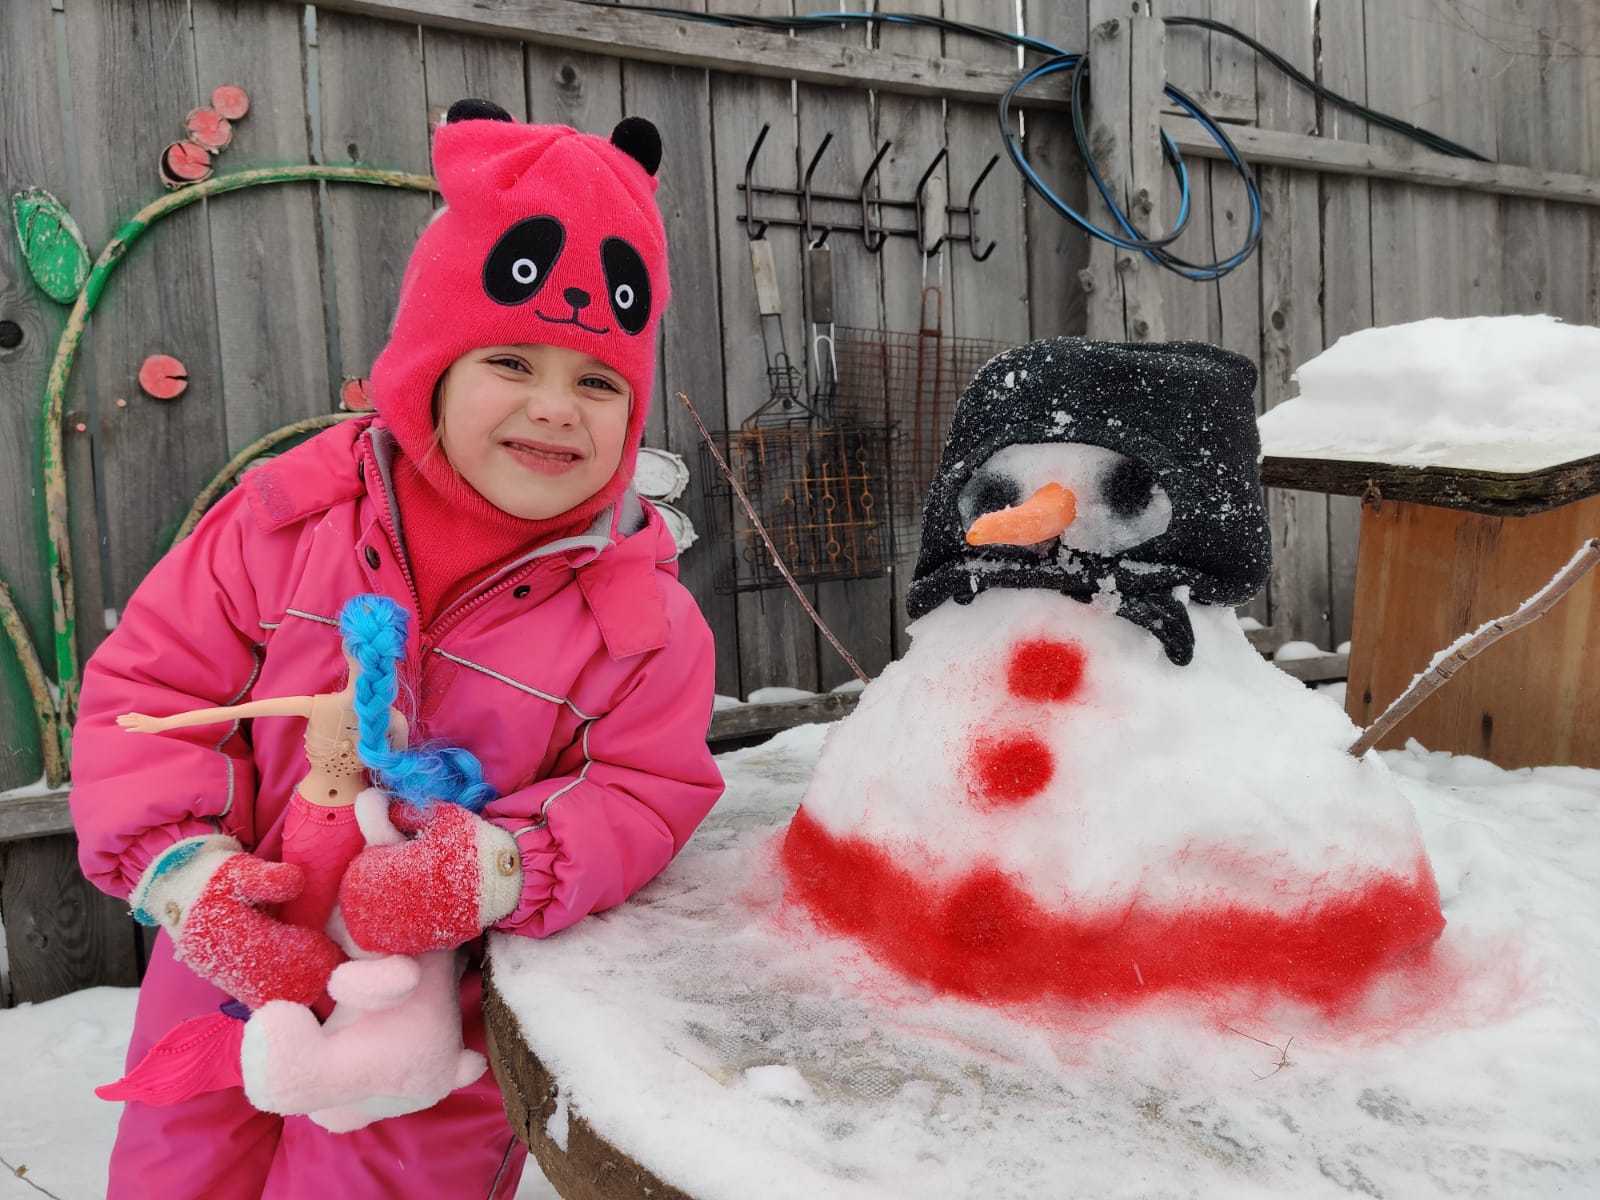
2,0,1597,1004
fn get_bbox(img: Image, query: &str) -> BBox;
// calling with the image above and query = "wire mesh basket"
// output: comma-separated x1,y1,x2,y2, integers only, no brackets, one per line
701,414,892,595
831,303,1014,553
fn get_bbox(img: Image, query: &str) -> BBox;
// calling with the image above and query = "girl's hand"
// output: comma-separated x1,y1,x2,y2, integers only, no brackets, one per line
117,713,168,733
339,802,523,955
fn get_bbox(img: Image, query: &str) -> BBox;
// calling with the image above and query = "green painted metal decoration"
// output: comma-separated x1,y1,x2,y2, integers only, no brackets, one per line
10,189,91,304
2,162,436,788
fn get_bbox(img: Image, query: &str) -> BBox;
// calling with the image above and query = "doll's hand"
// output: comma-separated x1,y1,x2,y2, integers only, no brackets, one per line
131,836,346,1009
338,803,522,956
117,712,169,733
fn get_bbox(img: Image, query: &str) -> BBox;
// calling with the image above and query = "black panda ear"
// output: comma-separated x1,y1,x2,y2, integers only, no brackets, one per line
610,117,662,176
445,99,514,124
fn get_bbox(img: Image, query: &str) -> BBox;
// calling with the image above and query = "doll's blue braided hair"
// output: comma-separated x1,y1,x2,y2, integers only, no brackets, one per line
338,594,497,813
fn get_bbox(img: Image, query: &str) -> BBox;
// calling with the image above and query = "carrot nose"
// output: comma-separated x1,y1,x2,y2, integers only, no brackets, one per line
965,483,1078,546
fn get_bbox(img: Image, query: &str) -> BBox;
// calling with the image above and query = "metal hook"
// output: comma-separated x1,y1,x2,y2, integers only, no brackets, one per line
800,132,835,249
913,148,949,256
966,154,1000,262
742,123,770,240
856,141,892,253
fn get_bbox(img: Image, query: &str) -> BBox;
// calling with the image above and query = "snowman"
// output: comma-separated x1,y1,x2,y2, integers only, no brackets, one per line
781,338,1445,1013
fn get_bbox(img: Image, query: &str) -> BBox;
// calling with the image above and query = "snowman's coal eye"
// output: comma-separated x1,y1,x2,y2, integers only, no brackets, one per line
1103,458,1156,518
601,238,652,334
484,217,564,305
958,471,1022,528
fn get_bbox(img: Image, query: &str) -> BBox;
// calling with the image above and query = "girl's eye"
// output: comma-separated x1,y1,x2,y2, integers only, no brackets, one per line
581,375,620,392
490,357,529,373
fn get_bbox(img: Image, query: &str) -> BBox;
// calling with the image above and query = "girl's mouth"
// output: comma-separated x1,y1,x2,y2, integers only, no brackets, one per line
504,439,582,473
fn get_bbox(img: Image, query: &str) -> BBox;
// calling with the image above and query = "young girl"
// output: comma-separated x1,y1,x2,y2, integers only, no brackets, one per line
70,101,723,1198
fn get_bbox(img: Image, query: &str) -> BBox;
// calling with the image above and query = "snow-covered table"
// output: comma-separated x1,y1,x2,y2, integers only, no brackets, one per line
483,725,1600,1200
1259,443,1600,770
1258,315,1600,770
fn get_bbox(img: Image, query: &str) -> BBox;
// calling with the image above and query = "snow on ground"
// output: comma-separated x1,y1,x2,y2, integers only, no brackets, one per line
1257,314,1600,471
4,725,1597,1198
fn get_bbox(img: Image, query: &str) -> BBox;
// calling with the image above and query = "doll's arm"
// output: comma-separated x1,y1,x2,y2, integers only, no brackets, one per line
118,695,315,734
388,709,410,751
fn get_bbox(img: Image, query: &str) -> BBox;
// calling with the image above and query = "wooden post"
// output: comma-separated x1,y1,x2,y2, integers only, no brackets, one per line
1084,0,1166,342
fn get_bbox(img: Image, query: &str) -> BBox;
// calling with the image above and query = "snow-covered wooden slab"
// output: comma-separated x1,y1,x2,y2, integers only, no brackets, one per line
1258,315,1600,512
485,726,1600,1200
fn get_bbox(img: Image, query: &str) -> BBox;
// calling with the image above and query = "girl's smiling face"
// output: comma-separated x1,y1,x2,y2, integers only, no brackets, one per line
435,343,632,521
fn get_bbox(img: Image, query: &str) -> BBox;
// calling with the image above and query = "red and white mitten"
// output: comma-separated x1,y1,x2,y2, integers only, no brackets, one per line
337,804,522,956
131,835,346,1009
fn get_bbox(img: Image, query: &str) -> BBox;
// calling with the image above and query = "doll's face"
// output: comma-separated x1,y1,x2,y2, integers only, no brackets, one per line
435,343,631,521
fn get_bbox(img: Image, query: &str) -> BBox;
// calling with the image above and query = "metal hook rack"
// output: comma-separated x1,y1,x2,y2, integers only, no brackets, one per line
738,123,999,261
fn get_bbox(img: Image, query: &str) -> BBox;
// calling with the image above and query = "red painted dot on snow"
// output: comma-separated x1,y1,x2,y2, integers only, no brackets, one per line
211,85,251,120
139,355,189,400
185,108,233,151
968,731,1054,806
1006,638,1087,703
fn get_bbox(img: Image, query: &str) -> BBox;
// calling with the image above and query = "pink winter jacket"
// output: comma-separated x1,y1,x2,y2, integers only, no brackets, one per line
71,417,723,939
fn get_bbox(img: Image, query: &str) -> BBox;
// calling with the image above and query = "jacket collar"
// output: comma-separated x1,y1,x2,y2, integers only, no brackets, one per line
242,416,673,660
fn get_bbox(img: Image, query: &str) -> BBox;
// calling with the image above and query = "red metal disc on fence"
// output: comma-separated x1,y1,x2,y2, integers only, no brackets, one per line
210,85,250,120
139,355,189,400
185,108,233,151
160,141,213,188
339,377,375,411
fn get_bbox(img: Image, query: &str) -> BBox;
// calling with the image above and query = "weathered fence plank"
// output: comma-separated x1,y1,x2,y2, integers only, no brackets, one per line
1,833,140,1006
707,0,822,696
0,0,72,793
795,2,894,689
1256,0,1330,651
1314,0,1373,650
869,0,943,658
316,10,434,384
622,49,744,698
65,0,230,608
1022,1,1090,343
193,0,333,450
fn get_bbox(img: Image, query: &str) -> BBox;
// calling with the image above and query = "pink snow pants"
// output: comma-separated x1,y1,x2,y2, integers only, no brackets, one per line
107,935,528,1200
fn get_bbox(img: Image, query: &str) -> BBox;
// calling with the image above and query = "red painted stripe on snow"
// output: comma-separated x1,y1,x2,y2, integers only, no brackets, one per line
781,806,1445,1011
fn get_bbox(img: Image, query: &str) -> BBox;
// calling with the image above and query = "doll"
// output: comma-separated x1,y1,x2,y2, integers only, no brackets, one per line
103,594,491,1130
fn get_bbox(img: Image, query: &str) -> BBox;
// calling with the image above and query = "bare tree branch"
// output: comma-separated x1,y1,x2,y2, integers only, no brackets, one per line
678,392,869,686
1349,538,1600,758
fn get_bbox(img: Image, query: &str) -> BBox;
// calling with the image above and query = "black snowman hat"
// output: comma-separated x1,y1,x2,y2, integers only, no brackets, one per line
906,337,1271,666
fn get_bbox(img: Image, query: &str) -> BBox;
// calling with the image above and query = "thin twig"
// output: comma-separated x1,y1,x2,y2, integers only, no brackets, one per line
1349,537,1600,758
678,392,869,685
1222,1025,1294,1079
0,1151,67,1200
0,577,64,788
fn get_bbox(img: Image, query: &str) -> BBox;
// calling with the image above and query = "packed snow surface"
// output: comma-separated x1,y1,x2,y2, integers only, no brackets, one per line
1257,315,1600,471
485,727,1600,1200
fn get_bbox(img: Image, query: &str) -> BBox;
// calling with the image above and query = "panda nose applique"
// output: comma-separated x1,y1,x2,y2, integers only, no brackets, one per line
563,286,591,309
965,483,1078,546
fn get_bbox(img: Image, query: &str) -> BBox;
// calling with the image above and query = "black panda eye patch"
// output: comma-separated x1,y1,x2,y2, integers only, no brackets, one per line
484,217,565,305
601,238,652,335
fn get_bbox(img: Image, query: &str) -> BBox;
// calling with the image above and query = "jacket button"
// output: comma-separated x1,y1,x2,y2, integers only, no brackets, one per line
365,546,381,569
513,585,531,599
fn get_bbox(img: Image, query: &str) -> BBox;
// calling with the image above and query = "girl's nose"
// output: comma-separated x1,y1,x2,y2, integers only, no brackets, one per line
527,382,579,426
